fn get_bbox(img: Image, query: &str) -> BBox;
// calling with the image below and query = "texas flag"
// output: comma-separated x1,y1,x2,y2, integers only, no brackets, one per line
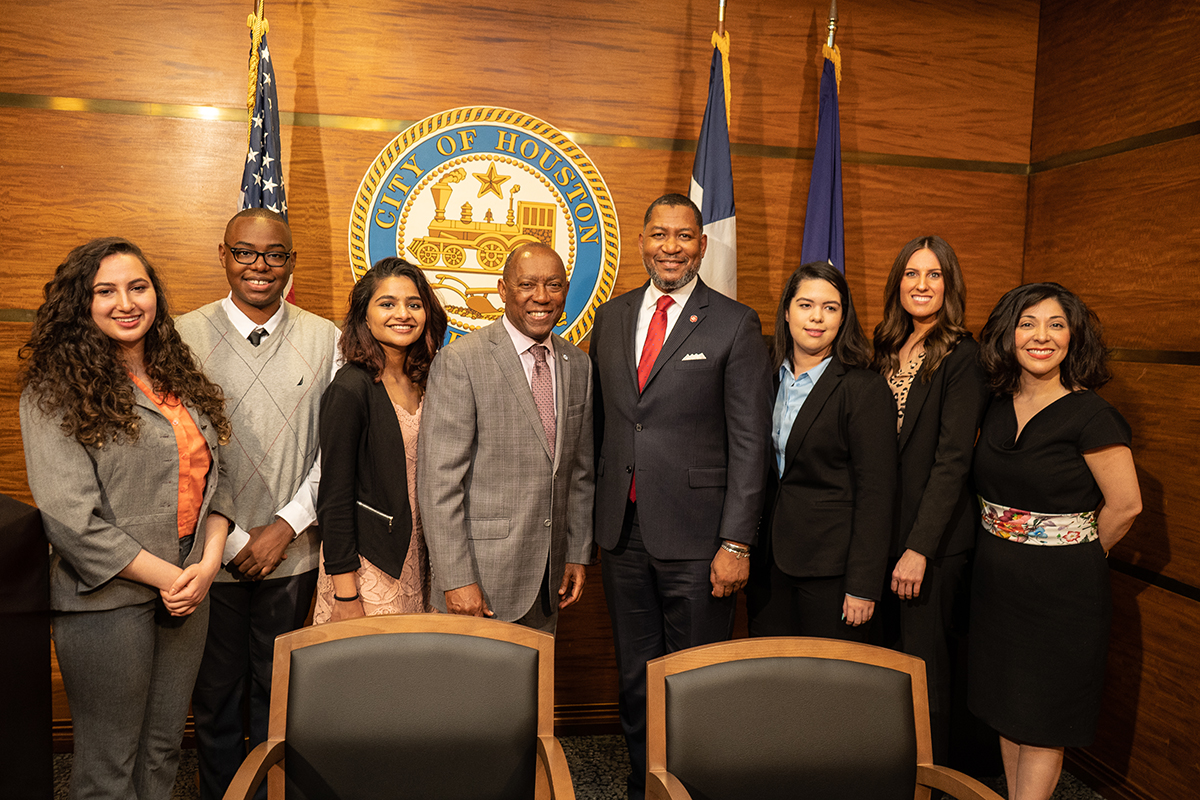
689,31,737,299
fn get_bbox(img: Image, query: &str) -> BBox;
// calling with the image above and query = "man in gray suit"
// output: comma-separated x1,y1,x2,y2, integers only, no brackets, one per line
590,193,773,800
418,242,594,632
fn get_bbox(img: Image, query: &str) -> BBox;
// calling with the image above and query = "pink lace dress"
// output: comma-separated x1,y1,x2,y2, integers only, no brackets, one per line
313,401,433,623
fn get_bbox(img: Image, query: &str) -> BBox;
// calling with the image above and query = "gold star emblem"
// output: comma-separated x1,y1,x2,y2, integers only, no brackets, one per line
472,162,511,199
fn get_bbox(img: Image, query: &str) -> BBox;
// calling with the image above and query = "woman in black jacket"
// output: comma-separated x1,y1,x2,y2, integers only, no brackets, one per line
747,261,896,641
871,235,988,762
314,258,448,623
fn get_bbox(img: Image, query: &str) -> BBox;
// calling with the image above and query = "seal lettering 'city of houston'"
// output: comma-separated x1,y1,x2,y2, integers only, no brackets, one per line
349,106,621,344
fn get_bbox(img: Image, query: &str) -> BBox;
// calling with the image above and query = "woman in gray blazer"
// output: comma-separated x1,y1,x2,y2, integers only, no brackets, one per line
19,238,231,800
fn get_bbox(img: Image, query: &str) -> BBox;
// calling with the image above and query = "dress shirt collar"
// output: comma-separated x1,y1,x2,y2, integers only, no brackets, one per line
642,275,698,313
779,354,832,386
502,314,555,358
222,293,286,339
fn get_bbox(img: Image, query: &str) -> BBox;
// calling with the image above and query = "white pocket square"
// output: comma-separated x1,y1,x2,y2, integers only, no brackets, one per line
681,352,707,361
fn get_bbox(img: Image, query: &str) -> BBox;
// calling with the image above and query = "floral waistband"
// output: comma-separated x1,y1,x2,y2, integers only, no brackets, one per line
978,497,1098,546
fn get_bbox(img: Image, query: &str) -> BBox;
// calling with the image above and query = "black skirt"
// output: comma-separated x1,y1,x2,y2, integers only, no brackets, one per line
967,533,1111,747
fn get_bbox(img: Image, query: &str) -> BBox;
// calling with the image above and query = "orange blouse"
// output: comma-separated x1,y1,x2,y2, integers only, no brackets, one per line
131,374,211,538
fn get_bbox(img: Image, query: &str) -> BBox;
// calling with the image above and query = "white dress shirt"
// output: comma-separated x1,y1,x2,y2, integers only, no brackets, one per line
633,277,698,361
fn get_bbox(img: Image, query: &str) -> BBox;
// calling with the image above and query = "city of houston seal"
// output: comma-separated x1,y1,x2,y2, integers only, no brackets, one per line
349,107,620,344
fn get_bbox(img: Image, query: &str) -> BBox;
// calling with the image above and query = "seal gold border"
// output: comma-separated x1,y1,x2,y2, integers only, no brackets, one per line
348,106,620,344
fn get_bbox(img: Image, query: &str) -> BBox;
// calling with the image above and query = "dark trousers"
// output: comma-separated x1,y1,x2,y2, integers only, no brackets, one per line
601,504,736,800
747,561,871,642
192,570,317,800
879,551,969,765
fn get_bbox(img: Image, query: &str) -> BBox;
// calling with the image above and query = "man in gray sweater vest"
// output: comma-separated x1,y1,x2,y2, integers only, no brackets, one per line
176,209,339,800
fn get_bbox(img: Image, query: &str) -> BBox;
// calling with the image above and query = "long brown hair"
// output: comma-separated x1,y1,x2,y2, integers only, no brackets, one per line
870,235,969,380
772,262,872,371
339,257,448,386
20,238,231,447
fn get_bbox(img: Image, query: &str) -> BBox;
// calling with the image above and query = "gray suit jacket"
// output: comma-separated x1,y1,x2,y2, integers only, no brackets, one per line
20,385,223,613
418,320,595,622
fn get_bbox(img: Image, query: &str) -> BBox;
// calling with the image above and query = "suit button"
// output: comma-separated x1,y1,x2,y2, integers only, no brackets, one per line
635,424,643,432
544,519,551,527
625,465,633,473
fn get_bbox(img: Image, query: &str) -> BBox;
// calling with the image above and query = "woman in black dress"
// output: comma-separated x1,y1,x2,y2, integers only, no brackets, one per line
871,235,988,764
971,283,1141,800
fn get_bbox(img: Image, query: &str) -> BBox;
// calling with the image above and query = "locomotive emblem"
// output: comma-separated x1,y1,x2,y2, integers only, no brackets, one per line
349,107,620,344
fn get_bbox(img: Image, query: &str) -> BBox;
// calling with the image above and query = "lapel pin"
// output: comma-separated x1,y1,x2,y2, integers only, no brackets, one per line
562,354,569,360
689,315,698,323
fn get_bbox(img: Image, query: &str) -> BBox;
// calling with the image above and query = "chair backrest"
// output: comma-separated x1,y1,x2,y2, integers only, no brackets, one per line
648,637,932,800
270,615,552,800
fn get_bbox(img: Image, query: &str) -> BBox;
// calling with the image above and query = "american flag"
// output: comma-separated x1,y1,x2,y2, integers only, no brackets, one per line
240,24,287,221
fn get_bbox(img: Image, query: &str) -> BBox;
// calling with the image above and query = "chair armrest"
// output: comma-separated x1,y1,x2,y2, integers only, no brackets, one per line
221,739,286,800
917,764,1004,800
647,769,693,800
536,735,577,800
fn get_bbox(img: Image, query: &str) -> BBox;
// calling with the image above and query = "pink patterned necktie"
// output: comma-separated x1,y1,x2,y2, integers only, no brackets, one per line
631,295,673,502
530,344,555,460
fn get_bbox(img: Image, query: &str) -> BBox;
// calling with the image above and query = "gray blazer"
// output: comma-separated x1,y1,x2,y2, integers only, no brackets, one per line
20,385,222,613
417,320,595,622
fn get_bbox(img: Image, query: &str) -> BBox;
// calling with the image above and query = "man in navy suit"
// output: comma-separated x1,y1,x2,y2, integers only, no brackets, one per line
590,194,773,800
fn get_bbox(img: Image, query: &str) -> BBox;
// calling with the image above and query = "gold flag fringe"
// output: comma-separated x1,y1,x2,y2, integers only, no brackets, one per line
246,1,269,144
711,30,732,128
822,42,842,95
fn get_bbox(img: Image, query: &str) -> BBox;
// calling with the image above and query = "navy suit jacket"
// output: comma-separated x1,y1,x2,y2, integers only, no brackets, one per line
591,278,773,559
763,357,897,601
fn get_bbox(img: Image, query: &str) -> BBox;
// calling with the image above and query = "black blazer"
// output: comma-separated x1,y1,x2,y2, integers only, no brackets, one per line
763,357,897,601
317,363,414,579
893,336,989,560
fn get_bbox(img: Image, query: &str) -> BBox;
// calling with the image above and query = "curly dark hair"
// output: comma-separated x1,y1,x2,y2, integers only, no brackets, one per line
979,282,1111,395
871,235,970,380
19,237,231,447
339,257,448,386
773,261,872,372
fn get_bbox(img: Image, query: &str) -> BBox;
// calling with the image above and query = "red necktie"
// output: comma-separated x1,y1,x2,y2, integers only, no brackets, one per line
638,295,673,391
631,295,673,502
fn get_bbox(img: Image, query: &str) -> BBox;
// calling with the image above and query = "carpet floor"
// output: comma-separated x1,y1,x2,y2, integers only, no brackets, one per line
53,735,1108,799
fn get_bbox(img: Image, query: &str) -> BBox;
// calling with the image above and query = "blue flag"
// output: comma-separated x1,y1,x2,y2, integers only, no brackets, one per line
689,32,738,299
240,21,288,221
800,50,843,273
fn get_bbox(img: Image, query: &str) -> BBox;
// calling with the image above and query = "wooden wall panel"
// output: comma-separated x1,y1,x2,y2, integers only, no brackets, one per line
1084,572,1200,799
1024,136,1200,352
0,325,32,506
1,0,1038,160
840,0,1038,163
1103,363,1200,591
1032,0,1200,161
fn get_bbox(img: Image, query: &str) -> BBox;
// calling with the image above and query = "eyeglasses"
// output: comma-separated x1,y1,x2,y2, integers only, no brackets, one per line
224,244,292,268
